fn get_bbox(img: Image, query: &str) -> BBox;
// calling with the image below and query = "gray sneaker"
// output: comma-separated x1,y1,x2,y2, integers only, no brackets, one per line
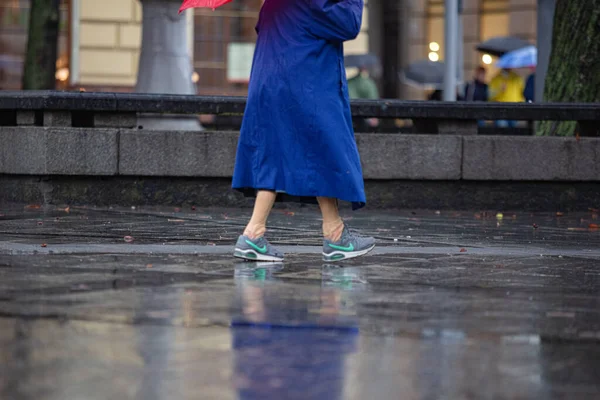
234,235,284,262
323,226,376,262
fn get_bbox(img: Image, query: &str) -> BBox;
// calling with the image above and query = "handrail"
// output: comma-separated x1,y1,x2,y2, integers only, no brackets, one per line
0,91,599,120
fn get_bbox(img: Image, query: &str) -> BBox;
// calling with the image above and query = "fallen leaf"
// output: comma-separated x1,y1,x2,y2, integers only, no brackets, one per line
589,224,599,231
146,264,153,269
124,236,134,243
285,211,295,216
41,243,47,248
533,223,539,229
25,204,41,210
575,133,581,142
556,212,564,217
459,248,467,253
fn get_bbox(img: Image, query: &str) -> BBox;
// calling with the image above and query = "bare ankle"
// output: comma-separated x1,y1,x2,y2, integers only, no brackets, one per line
323,220,344,242
244,224,266,240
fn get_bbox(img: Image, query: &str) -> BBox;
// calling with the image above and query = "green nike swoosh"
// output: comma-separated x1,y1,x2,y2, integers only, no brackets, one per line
245,239,267,254
328,243,354,252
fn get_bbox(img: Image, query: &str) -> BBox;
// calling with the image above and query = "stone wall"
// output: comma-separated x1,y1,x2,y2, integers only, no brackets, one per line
1,127,599,210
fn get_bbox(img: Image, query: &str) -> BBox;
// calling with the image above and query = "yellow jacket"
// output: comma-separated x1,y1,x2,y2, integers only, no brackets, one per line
489,71,525,102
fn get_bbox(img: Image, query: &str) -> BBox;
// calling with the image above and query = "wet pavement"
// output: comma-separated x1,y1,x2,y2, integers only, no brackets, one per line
0,204,600,399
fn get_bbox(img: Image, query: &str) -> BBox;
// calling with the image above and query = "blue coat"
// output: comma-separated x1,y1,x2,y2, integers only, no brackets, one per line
232,0,366,209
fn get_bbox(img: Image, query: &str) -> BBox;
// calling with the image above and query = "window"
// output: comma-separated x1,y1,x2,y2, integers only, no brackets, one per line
0,0,70,90
193,0,263,96
426,0,445,61
479,0,509,41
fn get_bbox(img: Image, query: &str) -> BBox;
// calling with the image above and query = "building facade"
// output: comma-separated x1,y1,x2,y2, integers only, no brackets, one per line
0,0,537,99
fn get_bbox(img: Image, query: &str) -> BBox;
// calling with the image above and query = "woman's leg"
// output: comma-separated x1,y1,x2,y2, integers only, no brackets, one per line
244,190,277,239
317,197,344,242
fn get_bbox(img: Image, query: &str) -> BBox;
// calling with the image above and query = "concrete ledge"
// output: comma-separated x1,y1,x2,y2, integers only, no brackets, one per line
0,127,118,175
119,131,238,177
2,176,600,211
357,134,462,180
463,136,600,180
3,128,600,182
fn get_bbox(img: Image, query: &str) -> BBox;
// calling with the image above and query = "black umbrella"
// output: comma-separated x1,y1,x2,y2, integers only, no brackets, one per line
476,36,531,57
344,53,381,77
400,60,461,90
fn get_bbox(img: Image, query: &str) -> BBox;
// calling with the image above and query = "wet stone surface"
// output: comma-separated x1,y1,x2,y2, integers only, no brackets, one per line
0,205,600,399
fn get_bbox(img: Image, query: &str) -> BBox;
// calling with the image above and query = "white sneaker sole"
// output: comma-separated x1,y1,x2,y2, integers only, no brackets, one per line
234,248,284,262
322,244,376,262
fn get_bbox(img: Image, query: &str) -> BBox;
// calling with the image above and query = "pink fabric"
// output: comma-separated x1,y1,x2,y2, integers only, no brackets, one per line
179,0,233,13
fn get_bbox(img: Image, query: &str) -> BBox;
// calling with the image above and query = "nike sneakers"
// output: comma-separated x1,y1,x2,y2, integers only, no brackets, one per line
234,235,284,262
322,225,376,262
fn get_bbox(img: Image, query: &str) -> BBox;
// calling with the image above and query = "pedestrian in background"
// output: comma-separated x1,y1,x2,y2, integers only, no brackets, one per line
524,66,535,102
488,68,525,127
463,66,489,102
347,63,380,130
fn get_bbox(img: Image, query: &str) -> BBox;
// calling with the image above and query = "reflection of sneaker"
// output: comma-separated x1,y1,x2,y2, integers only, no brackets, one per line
234,235,284,262
234,262,283,281
323,226,375,262
322,264,368,290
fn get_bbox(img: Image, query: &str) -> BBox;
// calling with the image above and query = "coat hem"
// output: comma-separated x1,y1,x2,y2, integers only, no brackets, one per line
233,186,366,210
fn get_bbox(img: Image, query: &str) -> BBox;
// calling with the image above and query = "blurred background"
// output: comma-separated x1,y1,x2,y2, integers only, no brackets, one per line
0,0,538,100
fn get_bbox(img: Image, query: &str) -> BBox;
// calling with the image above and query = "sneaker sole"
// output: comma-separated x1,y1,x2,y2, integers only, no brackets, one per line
234,249,284,262
322,244,376,262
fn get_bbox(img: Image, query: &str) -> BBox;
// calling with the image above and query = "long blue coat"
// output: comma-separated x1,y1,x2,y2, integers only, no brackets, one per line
232,0,366,209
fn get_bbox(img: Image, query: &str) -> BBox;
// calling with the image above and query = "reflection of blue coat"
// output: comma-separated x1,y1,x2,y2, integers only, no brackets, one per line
232,0,367,209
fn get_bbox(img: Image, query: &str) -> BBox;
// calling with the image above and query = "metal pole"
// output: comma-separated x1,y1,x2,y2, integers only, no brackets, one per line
457,12,464,97
536,0,555,102
443,0,458,101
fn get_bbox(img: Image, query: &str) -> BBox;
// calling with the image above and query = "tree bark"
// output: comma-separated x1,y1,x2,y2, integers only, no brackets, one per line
537,0,600,136
22,0,61,90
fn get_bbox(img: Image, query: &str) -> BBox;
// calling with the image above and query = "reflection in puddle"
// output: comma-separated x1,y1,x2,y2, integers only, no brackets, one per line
230,263,366,399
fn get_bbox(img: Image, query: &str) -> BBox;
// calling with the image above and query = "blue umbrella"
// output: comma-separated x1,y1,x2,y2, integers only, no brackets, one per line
496,46,537,69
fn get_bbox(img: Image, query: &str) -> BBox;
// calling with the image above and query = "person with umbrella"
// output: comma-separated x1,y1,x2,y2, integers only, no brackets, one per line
495,45,537,103
488,68,524,127
224,0,376,262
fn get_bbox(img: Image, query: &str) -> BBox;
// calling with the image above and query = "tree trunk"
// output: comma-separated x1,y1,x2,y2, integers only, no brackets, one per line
22,0,61,90
537,0,600,136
